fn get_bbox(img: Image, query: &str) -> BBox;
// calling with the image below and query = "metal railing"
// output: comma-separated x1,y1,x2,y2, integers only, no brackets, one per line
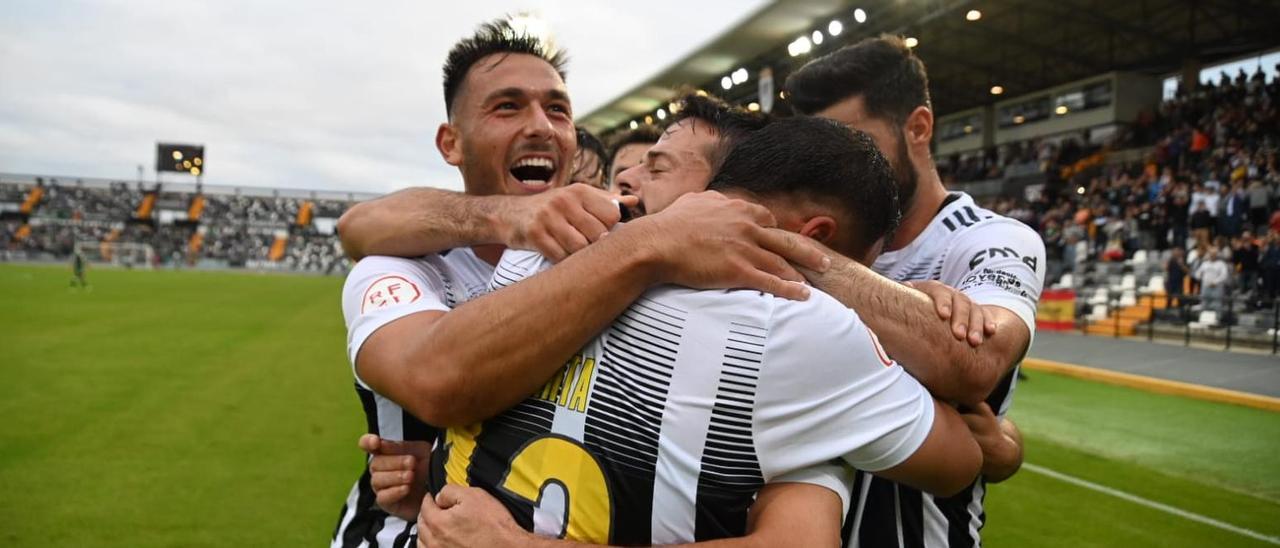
1077,286,1280,354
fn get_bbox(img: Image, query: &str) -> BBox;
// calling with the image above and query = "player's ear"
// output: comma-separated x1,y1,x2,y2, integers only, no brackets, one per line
436,123,463,167
799,215,837,243
904,106,933,146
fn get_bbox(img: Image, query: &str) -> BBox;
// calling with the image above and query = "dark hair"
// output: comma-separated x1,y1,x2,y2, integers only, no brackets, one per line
784,35,930,124
605,124,663,175
573,126,607,184
442,17,568,117
707,117,901,255
669,92,771,171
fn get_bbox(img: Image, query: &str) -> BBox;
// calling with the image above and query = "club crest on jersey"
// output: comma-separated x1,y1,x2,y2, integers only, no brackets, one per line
361,275,421,314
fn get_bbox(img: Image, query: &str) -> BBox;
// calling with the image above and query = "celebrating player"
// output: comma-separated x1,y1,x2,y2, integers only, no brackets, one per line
784,35,1044,547
415,116,984,546
332,18,825,548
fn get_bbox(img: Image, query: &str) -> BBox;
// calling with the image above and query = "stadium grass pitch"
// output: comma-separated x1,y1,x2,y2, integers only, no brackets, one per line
1,263,1277,547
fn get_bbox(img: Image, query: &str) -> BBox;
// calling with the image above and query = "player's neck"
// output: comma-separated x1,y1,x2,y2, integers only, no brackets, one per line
885,169,947,252
471,244,506,266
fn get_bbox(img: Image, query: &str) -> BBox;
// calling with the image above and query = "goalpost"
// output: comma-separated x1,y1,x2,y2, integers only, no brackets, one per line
73,241,156,269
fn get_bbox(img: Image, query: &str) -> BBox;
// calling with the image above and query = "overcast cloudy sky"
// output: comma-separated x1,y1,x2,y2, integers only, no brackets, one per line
0,0,766,194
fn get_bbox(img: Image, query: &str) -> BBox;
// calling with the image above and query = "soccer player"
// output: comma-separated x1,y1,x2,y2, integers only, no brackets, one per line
414,116,983,546
70,250,87,288
785,35,1046,546
361,94,1020,547
333,18,824,548
603,124,662,189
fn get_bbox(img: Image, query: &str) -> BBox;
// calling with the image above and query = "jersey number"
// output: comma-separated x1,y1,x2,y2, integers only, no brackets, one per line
499,435,614,542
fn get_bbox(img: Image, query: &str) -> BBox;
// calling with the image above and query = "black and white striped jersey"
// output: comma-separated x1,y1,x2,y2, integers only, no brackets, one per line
846,192,1046,548
332,249,494,548
427,249,937,545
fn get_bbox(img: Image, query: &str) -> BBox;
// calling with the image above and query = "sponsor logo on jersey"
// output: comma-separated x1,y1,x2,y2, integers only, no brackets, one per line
959,267,1032,299
361,275,422,313
968,246,1039,271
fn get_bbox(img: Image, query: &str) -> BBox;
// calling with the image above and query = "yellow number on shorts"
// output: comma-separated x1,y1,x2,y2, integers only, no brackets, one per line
499,435,613,542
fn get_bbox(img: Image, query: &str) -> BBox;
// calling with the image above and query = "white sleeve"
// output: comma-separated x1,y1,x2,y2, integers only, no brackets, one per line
341,255,451,387
753,293,936,493
770,462,857,518
940,220,1047,340
489,249,554,291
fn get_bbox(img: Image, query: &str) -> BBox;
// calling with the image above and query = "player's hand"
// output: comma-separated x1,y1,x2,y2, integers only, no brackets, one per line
418,484,529,548
498,184,641,262
359,434,431,522
959,403,1020,481
626,191,830,301
903,280,996,346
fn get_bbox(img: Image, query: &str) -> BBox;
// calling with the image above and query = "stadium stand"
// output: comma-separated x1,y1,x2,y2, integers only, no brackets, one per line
0,175,369,274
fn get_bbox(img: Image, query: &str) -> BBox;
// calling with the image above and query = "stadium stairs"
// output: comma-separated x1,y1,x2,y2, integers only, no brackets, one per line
188,231,204,255
268,235,287,261
187,195,205,221
295,201,313,226
19,186,43,214
135,192,156,220
1085,293,1163,336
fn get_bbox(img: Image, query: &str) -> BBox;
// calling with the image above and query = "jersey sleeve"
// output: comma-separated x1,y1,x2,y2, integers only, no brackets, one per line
770,461,858,518
753,293,936,479
489,249,554,291
940,220,1046,339
341,255,451,386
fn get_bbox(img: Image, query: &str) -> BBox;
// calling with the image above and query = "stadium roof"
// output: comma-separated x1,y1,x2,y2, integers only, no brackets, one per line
580,0,1280,135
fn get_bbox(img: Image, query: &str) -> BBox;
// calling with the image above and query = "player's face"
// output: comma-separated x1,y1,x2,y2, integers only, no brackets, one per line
614,119,716,217
816,95,919,214
445,53,576,197
608,143,648,189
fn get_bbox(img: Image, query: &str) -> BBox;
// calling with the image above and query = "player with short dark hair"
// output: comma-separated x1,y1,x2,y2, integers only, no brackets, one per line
604,124,662,188
786,34,1045,548
334,16,828,548
420,115,981,547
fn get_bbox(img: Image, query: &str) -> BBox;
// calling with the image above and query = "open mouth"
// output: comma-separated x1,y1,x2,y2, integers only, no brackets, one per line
509,157,557,189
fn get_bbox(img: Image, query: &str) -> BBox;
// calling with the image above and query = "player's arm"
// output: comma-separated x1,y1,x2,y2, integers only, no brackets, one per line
358,192,827,427
871,398,984,496
337,185,634,261
753,300,982,498
418,483,842,548
961,404,1023,483
799,225,1044,406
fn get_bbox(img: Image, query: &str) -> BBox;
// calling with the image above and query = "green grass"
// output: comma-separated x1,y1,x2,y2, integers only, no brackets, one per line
0,264,359,546
1,263,1278,546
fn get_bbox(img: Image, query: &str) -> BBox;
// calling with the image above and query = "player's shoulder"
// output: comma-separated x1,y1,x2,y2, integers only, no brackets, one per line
940,196,1043,251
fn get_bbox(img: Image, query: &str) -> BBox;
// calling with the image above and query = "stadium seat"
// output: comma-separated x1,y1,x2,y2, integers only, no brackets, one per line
1120,274,1137,290
1057,273,1075,289
1119,290,1137,307
1189,311,1219,330
1087,304,1110,322
1131,250,1148,265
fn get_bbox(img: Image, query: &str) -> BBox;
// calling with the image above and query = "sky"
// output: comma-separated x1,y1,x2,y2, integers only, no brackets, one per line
0,0,768,194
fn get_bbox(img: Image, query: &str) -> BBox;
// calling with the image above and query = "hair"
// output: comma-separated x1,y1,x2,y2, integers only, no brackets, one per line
442,17,568,117
573,126,607,184
784,35,931,124
604,124,663,175
668,92,771,171
707,116,901,256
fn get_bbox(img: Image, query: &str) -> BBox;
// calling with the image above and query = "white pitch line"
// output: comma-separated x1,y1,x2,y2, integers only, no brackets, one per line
1023,463,1280,545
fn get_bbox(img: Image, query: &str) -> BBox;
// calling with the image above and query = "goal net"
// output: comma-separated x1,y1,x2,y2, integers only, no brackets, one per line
73,241,156,269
